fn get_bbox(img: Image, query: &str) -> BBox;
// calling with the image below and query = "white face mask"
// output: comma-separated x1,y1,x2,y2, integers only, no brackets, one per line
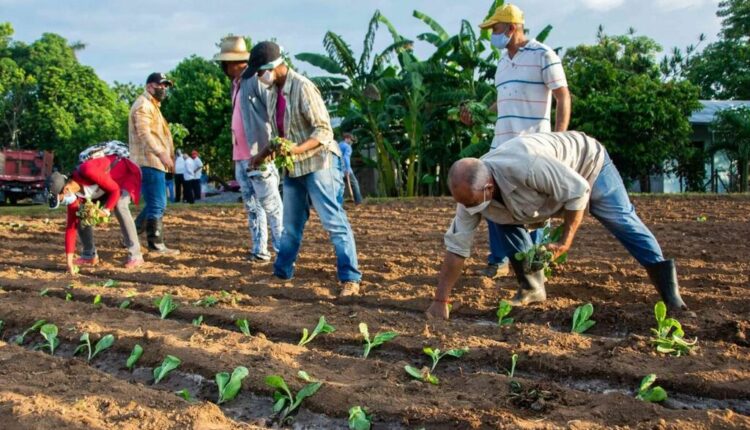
465,186,491,215
61,192,77,206
259,69,275,86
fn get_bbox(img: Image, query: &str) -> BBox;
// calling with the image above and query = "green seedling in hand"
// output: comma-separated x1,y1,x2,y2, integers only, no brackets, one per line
176,388,191,401
359,322,398,358
194,296,218,307
650,301,697,356
153,355,181,384
12,319,46,345
126,344,143,370
423,346,469,372
236,319,251,336
38,323,59,355
266,373,323,424
635,374,668,402
571,303,596,334
298,316,335,346
155,294,178,319
192,315,204,326
404,365,439,385
76,199,111,226
514,225,568,277
271,137,296,171
496,300,514,326
216,366,249,404
348,406,372,430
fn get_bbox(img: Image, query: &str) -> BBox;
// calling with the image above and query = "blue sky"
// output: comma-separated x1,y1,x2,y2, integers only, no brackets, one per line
2,0,722,85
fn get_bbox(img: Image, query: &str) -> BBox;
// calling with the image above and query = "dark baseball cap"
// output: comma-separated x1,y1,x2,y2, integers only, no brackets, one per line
146,72,173,87
243,41,282,78
46,172,67,209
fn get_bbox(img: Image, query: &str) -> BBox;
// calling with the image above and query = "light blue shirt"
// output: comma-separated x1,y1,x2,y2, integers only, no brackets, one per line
338,140,353,174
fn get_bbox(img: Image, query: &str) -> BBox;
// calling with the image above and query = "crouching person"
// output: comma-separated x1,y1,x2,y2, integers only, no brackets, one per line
48,146,144,274
425,131,688,320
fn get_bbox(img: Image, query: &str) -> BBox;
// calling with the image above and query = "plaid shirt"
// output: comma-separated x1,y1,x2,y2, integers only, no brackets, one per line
128,91,174,171
268,69,340,177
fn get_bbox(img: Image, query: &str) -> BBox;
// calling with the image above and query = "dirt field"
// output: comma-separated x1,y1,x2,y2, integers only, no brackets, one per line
0,195,748,429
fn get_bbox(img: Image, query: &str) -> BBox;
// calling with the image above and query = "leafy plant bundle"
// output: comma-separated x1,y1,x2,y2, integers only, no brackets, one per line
76,198,110,227
650,301,697,356
496,300,514,326
12,319,46,345
154,294,178,319
635,374,668,402
74,333,114,362
153,355,181,384
571,303,596,334
514,225,568,277
266,373,322,424
270,137,296,171
298,316,335,346
359,322,398,358
216,366,249,404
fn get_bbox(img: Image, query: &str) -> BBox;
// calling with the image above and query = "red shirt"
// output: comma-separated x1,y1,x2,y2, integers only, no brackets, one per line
65,156,141,253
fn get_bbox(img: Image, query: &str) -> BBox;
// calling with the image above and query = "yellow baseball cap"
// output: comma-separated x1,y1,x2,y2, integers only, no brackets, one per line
479,4,525,29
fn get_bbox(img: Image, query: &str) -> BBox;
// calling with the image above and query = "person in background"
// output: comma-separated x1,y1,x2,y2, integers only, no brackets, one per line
47,146,144,274
462,4,571,280
174,148,185,202
129,72,179,255
248,41,362,297
338,132,363,205
215,35,283,261
183,151,196,204
189,150,203,201
165,171,175,202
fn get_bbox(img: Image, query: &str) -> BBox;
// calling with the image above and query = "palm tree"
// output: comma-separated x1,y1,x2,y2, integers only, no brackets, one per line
295,10,411,196
711,106,750,192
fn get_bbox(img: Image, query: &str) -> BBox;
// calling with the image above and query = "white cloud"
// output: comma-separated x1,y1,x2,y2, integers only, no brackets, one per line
578,0,626,11
654,0,716,12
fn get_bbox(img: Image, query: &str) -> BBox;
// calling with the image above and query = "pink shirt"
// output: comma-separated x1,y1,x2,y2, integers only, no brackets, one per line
232,80,251,161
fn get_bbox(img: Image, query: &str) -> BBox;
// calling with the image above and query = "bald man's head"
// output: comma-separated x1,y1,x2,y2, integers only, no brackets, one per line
448,158,494,208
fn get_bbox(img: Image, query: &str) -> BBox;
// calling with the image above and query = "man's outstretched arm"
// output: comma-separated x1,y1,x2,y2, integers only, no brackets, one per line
425,251,466,320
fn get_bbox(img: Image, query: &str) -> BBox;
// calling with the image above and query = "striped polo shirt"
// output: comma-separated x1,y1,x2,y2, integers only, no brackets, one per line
492,39,567,149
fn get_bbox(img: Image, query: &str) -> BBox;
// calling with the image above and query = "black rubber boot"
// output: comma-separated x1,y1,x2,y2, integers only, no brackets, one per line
645,259,687,311
509,259,547,306
135,217,146,235
146,218,180,255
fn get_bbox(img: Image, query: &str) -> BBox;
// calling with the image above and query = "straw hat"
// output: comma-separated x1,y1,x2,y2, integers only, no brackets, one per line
214,36,250,62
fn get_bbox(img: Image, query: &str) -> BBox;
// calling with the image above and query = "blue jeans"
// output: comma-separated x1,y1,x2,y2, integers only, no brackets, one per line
166,179,175,202
135,167,167,225
273,156,361,282
488,220,544,265
337,169,363,205
493,153,664,267
235,160,283,257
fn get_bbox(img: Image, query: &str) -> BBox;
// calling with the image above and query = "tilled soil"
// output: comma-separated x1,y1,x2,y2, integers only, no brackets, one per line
0,195,748,429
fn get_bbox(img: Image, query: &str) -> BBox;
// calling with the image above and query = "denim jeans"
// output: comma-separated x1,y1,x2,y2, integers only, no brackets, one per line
493,153,664,267
337,169,363,205
487,219,544,265
135,167,167,226
273,155,361,282
166,179,175,202
235,160,283,257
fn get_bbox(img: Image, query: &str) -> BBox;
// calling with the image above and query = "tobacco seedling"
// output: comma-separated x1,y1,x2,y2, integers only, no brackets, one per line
12,319,46,345
298,316,335,346
271,137,296,171
39,323,59,355
74,333,115,362
514,225,568,277
194,296,218,307
76,198,110,226
297,370,317,383
348,406,372,430
650,301,697,357
236,319,251,336
423,347,469,372
119,299,131,309
40,288,50,296
65,293,73,301
635,374,668,402
404,365,439,385
154,294,178,319
176,389,191,401
93,294,102,305
98,279,118,288
216,366,249,404
153,355,181,384
359,322,398,358
126,344,143,370
265,373,322,424
506,353,519,378
496,300,514,326
192,315,204,326
571,303,596,334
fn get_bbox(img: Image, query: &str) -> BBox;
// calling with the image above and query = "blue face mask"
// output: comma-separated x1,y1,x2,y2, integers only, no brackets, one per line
61,192,76,206
491,32,510,49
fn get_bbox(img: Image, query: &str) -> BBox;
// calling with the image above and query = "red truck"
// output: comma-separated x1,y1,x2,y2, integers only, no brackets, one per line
0,149,54,205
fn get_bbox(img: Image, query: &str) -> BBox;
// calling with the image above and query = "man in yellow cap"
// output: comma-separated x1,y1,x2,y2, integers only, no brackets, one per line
462,3,571,280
